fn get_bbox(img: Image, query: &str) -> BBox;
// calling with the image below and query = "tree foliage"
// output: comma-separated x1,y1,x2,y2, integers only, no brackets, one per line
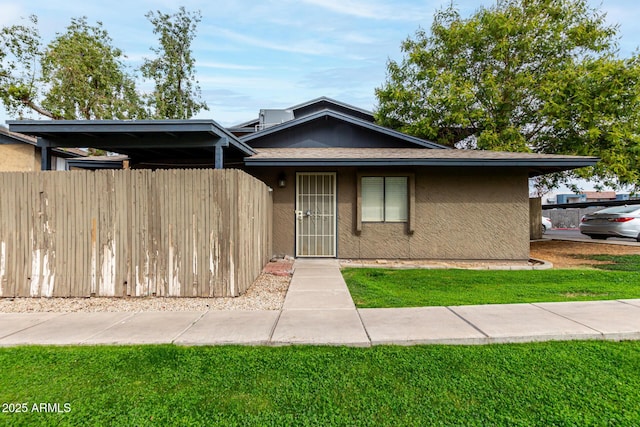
375,0,640,188
0,8,209,122
0,15,47,118
141,7,207,119
0,16,145,120
42,18,145,120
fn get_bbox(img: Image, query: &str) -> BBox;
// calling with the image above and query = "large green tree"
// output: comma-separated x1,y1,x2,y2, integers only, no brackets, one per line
0,16,145,120
375,0,640,188
141,7,207,119
0,15,47,117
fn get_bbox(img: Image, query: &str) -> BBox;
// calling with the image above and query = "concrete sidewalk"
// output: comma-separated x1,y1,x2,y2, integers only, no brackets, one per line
1,258,639,347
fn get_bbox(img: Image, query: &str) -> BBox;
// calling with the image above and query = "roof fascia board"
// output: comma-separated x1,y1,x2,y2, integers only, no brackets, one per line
51,148,83,158
244,157,599,168
240,109,449,149
9,119,220,134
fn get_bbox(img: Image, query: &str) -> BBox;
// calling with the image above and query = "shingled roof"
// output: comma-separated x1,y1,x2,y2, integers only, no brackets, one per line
244,147,599,177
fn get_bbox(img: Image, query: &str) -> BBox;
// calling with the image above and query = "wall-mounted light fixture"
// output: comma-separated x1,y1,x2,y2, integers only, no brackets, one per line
277,172,287,188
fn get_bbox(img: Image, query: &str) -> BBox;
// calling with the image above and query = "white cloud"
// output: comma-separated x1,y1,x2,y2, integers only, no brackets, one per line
299,0,431,21
215,28,336,56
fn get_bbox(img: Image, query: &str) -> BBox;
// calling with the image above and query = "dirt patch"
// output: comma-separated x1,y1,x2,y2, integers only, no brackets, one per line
530,240,640,268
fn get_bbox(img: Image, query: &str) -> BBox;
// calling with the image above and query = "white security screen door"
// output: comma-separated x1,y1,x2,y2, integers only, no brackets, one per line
295,173,336,257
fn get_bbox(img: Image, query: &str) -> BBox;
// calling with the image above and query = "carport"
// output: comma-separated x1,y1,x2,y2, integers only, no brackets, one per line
7,120,255,170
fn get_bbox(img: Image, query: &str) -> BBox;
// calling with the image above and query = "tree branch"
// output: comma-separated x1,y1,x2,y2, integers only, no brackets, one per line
22,98,59,119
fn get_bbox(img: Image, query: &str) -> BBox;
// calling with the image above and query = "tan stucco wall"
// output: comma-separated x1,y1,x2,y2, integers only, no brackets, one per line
248,168,297,258
247,167,530,261
0,144,39,171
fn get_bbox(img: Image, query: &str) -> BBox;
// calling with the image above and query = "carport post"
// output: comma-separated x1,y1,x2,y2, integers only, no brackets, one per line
214,137,229,169
38,137,52,171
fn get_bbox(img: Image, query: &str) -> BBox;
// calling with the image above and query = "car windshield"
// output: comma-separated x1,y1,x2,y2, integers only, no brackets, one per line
596,205,640,214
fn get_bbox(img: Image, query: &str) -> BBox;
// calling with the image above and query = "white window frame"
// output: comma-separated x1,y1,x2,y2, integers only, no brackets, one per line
356,172,415,235
361,176,408,222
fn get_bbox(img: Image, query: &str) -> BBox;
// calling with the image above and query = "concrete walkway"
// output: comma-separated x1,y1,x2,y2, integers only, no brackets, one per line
1,258,639,347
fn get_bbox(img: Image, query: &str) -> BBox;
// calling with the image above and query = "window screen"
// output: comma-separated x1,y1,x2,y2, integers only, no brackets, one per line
385,177,408,222
362,177,384,221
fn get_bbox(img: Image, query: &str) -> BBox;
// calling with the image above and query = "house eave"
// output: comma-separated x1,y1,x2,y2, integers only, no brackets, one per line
244,157,599,176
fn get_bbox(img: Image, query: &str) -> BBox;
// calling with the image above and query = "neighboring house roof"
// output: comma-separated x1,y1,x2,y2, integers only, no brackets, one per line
0,126,84,158
582,191,617,199
0,126,38,145
244,147,599,177
240,109,449,149
7,120,254,168
67,155,129,170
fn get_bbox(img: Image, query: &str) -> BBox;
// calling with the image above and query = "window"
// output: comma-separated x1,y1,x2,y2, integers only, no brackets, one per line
361,176,408,222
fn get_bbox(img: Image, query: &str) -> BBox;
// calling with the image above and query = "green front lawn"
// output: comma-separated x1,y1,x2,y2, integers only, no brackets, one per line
0,343,639,426
342,255,640,308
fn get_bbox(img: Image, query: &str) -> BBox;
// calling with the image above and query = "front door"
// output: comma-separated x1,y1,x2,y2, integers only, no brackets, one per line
295,173,336,257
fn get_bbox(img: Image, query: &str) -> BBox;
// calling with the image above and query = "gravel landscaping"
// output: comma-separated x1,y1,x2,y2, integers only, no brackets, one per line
0,272,290,313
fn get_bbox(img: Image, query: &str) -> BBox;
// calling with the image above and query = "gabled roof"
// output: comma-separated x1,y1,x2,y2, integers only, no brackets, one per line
228,96,375,134
240,109,449,149
244,147,599,177
286,96,374,122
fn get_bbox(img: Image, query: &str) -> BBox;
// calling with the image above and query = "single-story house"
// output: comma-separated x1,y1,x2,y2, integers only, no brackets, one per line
7,97,598,262
0,126,83,171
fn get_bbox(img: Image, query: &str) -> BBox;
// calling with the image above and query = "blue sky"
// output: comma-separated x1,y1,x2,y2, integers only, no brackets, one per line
1,0,639,127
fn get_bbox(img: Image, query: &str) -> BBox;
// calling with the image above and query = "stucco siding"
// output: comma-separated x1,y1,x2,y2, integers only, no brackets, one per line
247,167,530,261
249,168,296,257
408,169,529,260
0,144,38,171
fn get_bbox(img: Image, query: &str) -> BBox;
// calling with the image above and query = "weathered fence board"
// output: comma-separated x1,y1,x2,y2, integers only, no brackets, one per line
0,169,272,297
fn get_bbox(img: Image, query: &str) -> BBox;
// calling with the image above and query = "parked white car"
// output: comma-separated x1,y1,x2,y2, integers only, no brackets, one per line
541,216,552,234
579,205,640,241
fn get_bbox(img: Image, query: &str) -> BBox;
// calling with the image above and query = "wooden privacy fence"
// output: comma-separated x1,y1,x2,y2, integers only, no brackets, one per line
0,169,272,298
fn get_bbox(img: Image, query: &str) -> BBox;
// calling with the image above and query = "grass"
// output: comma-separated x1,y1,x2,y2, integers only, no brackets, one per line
579,254,640,271
342,255,640,308
0,342,639,426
